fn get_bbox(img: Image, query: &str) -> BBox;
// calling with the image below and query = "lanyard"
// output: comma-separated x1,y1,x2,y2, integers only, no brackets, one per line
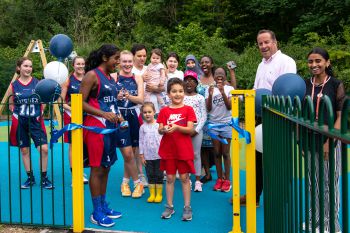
311,76,329,120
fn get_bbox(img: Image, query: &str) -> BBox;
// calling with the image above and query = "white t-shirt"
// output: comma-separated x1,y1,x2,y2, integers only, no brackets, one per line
253,50,296,90
205,85,234,123
132,65,148,76
167,70,184,80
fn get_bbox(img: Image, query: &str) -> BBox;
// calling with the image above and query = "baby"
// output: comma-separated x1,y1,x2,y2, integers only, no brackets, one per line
143,48,167,108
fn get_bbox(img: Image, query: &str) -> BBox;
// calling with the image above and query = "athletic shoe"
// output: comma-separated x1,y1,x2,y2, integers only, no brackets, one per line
83,173,89,184
189,179,192,191
90,211,115,227
213,179,223,191
121,182,131,197
139,174,148,188
200,175,212,184
161,205,175,219
41,177,54,189
302,221,320,233
194,181,203,192
221,180,232,192
102,202,122,219
21,177,36,189
182,206,193,221
132,183,144,198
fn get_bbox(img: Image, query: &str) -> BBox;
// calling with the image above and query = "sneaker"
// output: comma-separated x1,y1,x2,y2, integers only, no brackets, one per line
161,205,175,219
139,174,148,187
121,182,131,197
182,206,193,221
102,202,122,219
200,175,212,184
213,179,223,191
302,221,320,233
189,180,192,191
90,211,115,227
132,183,144,198
21,177,36,189
83,173,89,184
194,181,203,192
41,177,54,189
221,180,232,192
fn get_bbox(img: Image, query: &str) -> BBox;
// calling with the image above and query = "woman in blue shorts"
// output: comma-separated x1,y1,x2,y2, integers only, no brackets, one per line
115,50,145,198
9,57,53,189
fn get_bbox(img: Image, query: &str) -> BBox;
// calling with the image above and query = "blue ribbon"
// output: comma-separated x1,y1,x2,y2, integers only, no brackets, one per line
50,123,119,147
207,118,251,145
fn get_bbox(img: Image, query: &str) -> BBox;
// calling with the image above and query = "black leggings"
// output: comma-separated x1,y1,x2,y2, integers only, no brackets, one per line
145,159,163,184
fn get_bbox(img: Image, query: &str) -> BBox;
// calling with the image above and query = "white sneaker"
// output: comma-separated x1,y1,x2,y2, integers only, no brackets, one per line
194,181,203,192
139,174,148,187
83,173,89,184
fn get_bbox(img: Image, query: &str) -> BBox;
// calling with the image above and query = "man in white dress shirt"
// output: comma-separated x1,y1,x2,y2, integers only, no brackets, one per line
240,29,297,207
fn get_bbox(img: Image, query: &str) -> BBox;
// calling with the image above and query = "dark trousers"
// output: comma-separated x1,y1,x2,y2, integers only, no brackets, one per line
256,150,263,201
256,116,263,201
145,159,163,184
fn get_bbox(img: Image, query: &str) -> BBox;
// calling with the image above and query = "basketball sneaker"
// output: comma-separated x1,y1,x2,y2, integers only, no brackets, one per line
41,176,54,189
132,183,144,198
102,202,122,219
21,177,36,189
90,210,115,227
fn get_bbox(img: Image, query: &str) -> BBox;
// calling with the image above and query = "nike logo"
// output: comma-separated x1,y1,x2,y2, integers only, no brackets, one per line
167,114,185,125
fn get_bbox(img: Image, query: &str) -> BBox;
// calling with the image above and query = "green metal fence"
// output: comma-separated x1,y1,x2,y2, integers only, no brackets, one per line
262,95,349,233
0,97,71,229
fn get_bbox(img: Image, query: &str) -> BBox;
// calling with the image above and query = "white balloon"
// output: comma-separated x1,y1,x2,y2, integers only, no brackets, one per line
255,124,263,153
43,61,68,84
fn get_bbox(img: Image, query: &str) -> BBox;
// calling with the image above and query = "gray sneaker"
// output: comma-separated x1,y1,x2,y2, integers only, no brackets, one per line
139,174,148,187
161,205,175,219
182,206,192,221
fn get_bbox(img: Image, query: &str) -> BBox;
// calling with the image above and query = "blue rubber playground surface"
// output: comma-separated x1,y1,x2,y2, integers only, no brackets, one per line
0,131,264,233
0,120,348,233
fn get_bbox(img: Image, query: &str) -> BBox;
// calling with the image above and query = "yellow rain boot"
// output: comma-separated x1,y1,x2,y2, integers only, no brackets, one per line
154,184,163,203
147,184,156,202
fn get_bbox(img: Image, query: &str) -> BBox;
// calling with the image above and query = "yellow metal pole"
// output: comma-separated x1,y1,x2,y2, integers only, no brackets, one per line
71,94,84,232
230,91,243,233
244,90,256,233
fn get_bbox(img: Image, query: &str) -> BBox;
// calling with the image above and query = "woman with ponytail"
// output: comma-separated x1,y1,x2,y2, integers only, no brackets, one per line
80,44,124,227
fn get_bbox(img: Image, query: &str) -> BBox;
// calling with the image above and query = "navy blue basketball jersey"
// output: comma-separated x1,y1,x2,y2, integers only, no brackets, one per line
11,77,41,117
88,68,119,128
65,74,81,104
116,74,138,108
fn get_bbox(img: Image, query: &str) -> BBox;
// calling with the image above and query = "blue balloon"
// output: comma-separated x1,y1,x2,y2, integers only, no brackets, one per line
49,34,73,59
35,79,61,103
255,88,272,116
272,73,306,101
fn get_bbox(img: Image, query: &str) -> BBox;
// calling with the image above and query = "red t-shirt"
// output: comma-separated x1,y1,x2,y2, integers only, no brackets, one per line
157,105,197,160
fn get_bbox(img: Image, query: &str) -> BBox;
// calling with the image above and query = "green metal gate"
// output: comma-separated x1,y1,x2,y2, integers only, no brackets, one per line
0,96,71,229
263,95,349,233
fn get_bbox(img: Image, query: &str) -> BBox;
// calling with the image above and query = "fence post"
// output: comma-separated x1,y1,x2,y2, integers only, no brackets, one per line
244,90,256,233
230,90,256,233
71,94,84,232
